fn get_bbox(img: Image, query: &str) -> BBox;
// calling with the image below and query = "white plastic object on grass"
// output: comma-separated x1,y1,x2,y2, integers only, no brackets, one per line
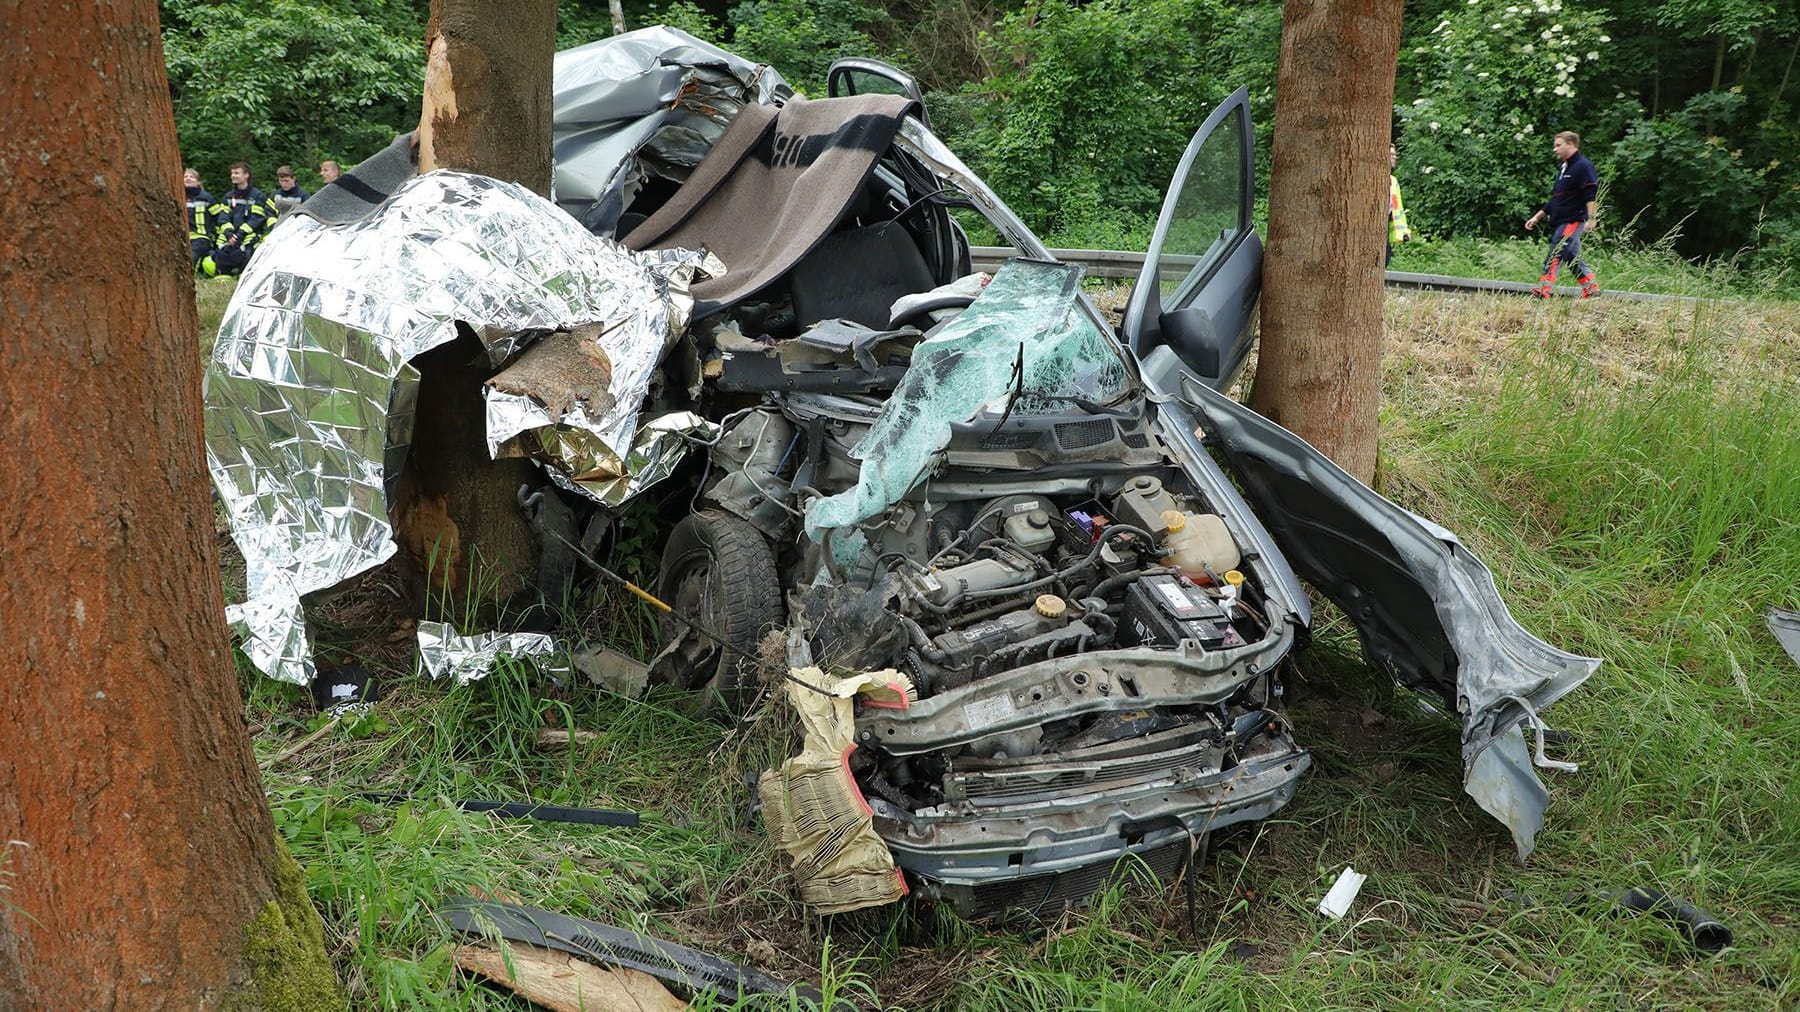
1318,867,1368,920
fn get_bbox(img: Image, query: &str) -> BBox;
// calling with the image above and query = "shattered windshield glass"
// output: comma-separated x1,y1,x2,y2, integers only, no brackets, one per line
805,259,1128,534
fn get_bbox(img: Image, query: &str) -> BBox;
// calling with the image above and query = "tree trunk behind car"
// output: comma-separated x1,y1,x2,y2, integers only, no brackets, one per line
0,6,341,1007
1250,0,1403,485
396,0,558,616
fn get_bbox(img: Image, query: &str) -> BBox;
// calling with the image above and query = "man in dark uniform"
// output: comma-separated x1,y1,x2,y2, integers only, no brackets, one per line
201,161,276,277
1524,130,1600,298
272,164,310,209
183,167,218,265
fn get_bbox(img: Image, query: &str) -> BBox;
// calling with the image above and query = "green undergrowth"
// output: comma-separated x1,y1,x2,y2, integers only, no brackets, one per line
234,285,1798,1009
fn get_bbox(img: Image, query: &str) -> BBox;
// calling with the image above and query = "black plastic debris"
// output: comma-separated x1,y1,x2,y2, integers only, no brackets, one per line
310,663,378,713
1608,887,1733,955
365,794,640,828
440,899,839,1008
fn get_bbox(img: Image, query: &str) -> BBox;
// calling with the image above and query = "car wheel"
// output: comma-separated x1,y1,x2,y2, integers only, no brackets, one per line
652,510,783,718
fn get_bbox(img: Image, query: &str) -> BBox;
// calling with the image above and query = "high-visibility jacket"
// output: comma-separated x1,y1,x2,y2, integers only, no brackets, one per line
185,185,218,246
211,185,277,251
1389,175,1412,244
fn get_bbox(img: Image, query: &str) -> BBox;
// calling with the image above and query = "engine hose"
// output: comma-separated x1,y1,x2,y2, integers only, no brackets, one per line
1091,566,1178,601
956,524,1157,605
1608,887,1732,954
1079,597,1117,641
894,611,953,665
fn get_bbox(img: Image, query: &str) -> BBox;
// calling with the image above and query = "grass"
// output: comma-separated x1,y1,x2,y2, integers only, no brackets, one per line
206,272,1800,1009
1389,231,1800,301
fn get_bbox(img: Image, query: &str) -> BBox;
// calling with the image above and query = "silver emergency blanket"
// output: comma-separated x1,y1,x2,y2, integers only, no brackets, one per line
553,25,791,235
416,621,573,683
518,410,720,508
206,171,715,686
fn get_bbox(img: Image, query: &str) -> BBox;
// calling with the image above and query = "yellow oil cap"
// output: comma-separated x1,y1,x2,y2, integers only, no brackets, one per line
1224,570,1245,588
1035,594,1067,618
1160,509,1185,533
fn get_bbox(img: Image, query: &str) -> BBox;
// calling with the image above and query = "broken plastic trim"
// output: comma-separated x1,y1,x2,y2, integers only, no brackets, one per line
362,794,640,827
440,899,835,1008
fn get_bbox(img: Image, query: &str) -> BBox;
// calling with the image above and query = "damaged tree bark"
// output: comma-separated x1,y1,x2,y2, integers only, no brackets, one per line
0,4,341,1008
395,0,559,616
1249,0,1403,485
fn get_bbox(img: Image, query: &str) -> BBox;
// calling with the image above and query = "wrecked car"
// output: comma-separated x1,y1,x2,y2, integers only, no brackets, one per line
205,27,1597,920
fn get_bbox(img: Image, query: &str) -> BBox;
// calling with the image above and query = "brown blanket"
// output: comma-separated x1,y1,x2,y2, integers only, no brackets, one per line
622,93,918,313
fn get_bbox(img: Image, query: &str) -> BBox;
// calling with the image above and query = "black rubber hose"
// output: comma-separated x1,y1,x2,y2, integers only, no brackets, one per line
1609,887,1732,954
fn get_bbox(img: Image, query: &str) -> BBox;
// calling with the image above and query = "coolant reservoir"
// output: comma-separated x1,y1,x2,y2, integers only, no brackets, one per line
1160,509,1241,580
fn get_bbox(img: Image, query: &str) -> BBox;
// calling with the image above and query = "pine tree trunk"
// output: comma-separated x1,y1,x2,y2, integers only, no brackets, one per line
0,4,340,1008
400,0,558,616
1249,0,1403,485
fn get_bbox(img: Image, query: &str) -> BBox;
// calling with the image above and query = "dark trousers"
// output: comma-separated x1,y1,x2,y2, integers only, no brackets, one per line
210,243,253,276
1540,221,1594,283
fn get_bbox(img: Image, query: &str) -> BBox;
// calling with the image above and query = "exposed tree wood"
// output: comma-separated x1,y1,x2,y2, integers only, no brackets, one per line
1249,0,1404,485
0,3,340,1008
416,0,556,196
397,1,559,618
455,942,689,1012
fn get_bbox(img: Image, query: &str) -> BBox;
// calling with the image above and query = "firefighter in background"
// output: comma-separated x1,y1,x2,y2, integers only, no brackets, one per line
1388,144,1411,264
1524,130,1600,298
183,167,217,265
200,161,276,278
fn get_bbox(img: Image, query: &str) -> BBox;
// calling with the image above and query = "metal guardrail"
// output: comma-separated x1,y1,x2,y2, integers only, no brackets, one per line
970,246,1703,304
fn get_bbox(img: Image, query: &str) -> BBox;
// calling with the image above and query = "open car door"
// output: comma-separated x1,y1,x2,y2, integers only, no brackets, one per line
1151,377,1600,858
827,57,930,127
1120,86,1261,390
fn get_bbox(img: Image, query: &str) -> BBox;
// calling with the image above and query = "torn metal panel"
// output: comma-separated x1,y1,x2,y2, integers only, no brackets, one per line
553,25,792,235
1463,724,1549,858
416,620,574,683
1169,376,1599,855
804,259,1131,535
205,171,712,685
1767,606,1800,668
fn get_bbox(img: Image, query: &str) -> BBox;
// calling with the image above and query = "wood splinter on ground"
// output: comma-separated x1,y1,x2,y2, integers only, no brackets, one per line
534,727,600,749
454,941,688,1011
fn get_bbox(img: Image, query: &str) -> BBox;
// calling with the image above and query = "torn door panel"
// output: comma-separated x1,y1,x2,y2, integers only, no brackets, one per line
1166,376,1599,857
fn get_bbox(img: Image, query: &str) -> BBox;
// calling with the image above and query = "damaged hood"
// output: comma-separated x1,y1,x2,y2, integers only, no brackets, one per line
1166,376,1599,857
204,170,715,686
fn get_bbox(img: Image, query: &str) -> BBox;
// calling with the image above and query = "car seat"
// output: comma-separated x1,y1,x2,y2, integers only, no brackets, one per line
786,222,935,331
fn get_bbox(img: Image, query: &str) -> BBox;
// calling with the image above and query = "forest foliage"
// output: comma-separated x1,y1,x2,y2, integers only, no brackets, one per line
161,0,1800,272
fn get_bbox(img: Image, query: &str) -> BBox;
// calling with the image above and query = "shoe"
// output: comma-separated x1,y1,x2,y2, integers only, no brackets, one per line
1531,284,1553,299
1579,277,1600,299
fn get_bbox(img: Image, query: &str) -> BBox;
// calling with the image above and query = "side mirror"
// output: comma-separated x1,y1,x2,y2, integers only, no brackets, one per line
1159,307,1222,377
827,58,929,127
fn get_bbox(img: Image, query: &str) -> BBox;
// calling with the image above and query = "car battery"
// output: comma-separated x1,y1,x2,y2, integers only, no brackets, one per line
1123,574,1245,650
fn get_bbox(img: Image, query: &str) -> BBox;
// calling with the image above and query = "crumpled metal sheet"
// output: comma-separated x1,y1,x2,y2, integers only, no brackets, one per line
1767,606,1800,668
513,410,720,508
553,25,791,235
206,171,714,685
416,620,573,683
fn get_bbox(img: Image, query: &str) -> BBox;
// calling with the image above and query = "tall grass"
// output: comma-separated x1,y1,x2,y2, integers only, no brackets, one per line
224,278,1798,1008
